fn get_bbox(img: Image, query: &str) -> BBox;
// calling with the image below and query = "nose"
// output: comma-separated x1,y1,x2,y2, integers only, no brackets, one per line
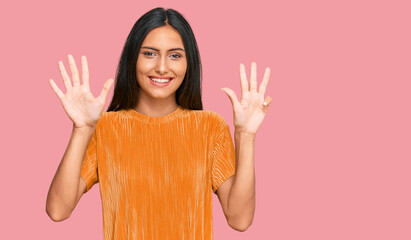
155,56,169,74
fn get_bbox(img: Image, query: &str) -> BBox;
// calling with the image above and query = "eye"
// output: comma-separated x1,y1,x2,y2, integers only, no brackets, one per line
143,51,156,57
170,53,182,59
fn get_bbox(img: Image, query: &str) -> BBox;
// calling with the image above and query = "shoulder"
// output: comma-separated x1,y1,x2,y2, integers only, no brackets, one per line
190,109,230,131
102,109,133,119
100,111,120,122
186,109,224,121
95,110,128,127
204,110,227,125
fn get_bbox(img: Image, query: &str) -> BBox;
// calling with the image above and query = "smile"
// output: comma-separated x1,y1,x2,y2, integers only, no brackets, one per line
148,76,174,87
149,76,173,83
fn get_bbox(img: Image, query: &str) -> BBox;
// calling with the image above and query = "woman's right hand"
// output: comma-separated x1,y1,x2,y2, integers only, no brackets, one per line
49,54,114,130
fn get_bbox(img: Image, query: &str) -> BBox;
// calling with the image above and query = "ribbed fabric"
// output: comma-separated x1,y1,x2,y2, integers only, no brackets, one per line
80,105,236,240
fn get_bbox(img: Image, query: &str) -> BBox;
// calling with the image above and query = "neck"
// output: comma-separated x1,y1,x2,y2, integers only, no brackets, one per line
134,95,178,118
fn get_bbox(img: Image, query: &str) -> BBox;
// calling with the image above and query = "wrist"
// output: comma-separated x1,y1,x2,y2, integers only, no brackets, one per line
234,130,256,138
72,125,96,135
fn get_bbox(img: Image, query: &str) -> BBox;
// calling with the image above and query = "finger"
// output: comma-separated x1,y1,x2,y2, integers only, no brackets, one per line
250,62,257,92
49,79,64,99
97,79,114,105
58,60,72,90
239,63,249,98
221,87,240,108
262,96,272,112
68,54,81,86
258,67,270,96
81,56,90,90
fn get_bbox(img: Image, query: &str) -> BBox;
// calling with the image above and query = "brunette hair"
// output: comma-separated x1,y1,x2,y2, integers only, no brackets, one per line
107,7,203,112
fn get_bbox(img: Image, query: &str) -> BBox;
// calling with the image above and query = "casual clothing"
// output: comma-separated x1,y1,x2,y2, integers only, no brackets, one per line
80,105,236,240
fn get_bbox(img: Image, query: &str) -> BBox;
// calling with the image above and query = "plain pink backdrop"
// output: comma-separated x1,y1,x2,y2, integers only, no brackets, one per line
1,0,411,239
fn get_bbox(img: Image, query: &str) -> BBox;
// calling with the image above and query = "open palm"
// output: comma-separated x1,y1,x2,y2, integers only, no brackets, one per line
222,62,272,134
49,54,114,129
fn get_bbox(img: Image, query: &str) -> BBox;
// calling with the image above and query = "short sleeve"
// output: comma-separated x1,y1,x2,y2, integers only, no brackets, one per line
80,129,99,193
211,120,236,193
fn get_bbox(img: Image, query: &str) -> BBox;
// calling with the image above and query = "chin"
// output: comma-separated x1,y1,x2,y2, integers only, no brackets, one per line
148,91,175,100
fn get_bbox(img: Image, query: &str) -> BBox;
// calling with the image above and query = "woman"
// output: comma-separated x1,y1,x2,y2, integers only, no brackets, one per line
46,7,272,239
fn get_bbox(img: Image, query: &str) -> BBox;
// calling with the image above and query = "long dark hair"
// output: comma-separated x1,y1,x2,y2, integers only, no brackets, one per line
107,7,203,112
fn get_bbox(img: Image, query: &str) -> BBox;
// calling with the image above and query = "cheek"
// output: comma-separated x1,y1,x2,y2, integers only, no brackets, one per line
136,60,151,80
175,61,188,78
136,67,146,85
136,59,149,72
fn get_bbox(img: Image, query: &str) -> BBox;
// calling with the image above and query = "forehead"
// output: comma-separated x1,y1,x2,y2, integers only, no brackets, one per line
142,25,184,48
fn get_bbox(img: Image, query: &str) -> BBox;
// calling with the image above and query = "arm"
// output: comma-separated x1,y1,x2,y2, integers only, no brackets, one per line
45,126,94,222
46,54,113,222
216,130,256,232
218,62,272,231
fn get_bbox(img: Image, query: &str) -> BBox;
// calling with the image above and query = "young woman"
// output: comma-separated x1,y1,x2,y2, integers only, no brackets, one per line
46,7,271,239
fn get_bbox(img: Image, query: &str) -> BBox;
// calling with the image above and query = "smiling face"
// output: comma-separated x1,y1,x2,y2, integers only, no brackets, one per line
136,24,187,103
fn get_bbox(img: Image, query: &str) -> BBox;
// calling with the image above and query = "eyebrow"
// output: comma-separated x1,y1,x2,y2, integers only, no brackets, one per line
141,46,185,52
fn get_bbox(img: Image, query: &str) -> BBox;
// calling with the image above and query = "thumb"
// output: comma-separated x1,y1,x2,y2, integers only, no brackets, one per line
97,78,114,105
262,95,272,113
221,87,239,107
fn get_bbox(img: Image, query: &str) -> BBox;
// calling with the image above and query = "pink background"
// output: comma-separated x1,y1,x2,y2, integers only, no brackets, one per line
1,0,410,239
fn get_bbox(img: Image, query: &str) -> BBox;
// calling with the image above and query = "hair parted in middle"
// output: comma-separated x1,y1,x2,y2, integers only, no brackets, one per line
107,7,203,112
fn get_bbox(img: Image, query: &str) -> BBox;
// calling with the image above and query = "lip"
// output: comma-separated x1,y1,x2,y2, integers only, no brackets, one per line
149,75,174,79
148,76,173,87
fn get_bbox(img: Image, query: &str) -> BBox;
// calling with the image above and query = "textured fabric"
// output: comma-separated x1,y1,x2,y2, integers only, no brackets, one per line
80,105,236,240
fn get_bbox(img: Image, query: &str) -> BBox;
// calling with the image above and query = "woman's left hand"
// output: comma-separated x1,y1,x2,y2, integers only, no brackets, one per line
222,62,272,134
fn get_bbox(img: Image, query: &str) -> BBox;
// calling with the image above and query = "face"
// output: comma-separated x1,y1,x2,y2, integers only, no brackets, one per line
136,24,187,102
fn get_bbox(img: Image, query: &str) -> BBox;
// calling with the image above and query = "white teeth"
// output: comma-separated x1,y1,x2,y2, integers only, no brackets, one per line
150,77,172,83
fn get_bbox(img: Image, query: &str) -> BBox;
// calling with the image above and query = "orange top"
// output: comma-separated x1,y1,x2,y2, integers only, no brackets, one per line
80,105,236,240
